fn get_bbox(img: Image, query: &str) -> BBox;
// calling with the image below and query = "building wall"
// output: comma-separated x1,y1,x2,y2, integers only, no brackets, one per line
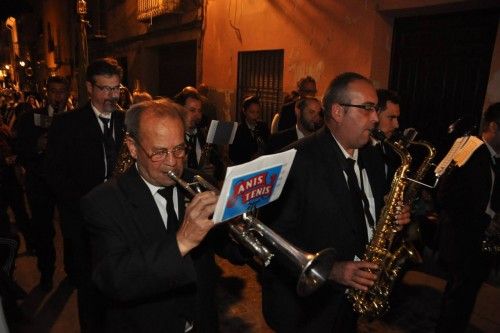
102,0,202,96
201,0,499,121
485,20,500,110
41,0,72,76
202,0,389,120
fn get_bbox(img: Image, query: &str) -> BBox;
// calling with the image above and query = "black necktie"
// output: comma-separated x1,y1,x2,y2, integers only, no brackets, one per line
99,116,116,179
186,133,198,169
345,158,370,244
157,186,179,233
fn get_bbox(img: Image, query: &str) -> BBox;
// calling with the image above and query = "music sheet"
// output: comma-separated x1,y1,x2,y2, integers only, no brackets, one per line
213,149,296,223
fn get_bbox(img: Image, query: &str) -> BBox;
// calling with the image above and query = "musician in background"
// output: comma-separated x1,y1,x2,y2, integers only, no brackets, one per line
276,76,318,132
229,96,270,165
174,88,224,180
16,75,70,291
436,103,499,332
374,89,401,187
261,72,410,332
267,96,323,154
46,58,125,332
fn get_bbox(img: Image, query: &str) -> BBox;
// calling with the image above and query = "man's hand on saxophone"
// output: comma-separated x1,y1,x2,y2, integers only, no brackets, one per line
329,261,378,291
394,204,411,230
327,203,411,291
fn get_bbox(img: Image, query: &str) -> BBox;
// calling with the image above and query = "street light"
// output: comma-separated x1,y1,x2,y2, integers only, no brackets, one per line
19,60,26,67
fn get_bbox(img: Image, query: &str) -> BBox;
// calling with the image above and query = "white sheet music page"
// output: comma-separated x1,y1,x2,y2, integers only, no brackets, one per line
213,149,296,223
434,135,484,177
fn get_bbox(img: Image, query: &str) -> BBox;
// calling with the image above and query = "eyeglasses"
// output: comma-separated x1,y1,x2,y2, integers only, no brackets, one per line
135,140,187,162
93,83,121,94
340,103,380,113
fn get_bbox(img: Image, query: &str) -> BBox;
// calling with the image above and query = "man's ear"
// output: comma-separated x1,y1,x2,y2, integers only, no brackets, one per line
294,105,301,118
330,104,345,122
85,81,93,96
491,121,499,133
125,136,138,160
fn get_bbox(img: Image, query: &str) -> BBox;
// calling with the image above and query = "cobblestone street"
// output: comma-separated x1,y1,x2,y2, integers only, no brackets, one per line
8,220,500,332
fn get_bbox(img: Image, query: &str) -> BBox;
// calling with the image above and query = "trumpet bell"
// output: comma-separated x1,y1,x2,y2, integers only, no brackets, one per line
297,248,336,296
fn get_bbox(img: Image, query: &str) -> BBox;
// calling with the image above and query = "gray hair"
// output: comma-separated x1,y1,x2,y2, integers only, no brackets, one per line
125,98,186,141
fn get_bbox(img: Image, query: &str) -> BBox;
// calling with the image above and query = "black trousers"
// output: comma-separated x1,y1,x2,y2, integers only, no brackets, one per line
58,203,105,332
436,252,491,333
0,167,33,247
24,171,56,279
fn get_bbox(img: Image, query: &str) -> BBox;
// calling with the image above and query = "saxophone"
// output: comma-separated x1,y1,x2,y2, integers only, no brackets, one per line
113,140,134,177
404,140,436,244
405,140,436,204
347,129,417,317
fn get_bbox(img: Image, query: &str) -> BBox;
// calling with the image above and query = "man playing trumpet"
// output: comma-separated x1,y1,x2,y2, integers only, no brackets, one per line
82,99,230,332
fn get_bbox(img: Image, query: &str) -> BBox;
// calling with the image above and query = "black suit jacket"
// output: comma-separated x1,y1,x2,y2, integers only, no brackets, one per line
82,166,241,333
15,107,52,174
45,103,125,236
46,103,125,201
187,127,225,181
229,121,269,165
261,126,386,332
277,101,296,132
437,143,493,270
267,127,298,154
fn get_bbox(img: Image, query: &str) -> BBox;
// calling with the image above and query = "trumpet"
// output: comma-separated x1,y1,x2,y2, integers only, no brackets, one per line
166,170,337,297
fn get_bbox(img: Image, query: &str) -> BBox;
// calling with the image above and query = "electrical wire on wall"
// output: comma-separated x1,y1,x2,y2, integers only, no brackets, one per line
228,0,242,43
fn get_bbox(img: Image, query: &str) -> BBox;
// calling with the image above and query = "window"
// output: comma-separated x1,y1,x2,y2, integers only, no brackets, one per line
236,50,284,126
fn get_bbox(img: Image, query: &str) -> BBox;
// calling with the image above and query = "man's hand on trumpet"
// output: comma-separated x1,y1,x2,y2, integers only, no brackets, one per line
177,191,218,256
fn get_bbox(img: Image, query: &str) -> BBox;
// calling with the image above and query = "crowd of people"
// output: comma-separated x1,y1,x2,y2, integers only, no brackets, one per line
0,56,498,333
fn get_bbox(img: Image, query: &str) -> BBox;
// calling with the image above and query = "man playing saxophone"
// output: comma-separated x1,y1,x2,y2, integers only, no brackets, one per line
261,72,410,332
174,87,225,181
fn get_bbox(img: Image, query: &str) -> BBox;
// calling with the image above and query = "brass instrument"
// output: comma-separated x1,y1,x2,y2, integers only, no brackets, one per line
113,141,134,177
166,170,337,296
347,129,419,317
196,126,215,172
404,140,436,244
404,140,436,204
112,102,134,177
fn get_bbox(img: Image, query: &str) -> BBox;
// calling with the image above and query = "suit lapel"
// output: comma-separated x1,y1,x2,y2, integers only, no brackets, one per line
315,128,353,226
113,110,125,148
117,167,168,237
82,103,106,143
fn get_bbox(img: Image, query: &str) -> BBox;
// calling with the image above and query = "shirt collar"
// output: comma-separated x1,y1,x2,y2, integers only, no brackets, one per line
91,102,112,119
135,163,166,196
295,125,305,140
331,132,359,161
48,104,67,116
245,120,256,131
484,140,499,161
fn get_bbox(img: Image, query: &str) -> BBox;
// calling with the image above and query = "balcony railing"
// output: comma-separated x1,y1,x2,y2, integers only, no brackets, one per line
137,0,182,21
